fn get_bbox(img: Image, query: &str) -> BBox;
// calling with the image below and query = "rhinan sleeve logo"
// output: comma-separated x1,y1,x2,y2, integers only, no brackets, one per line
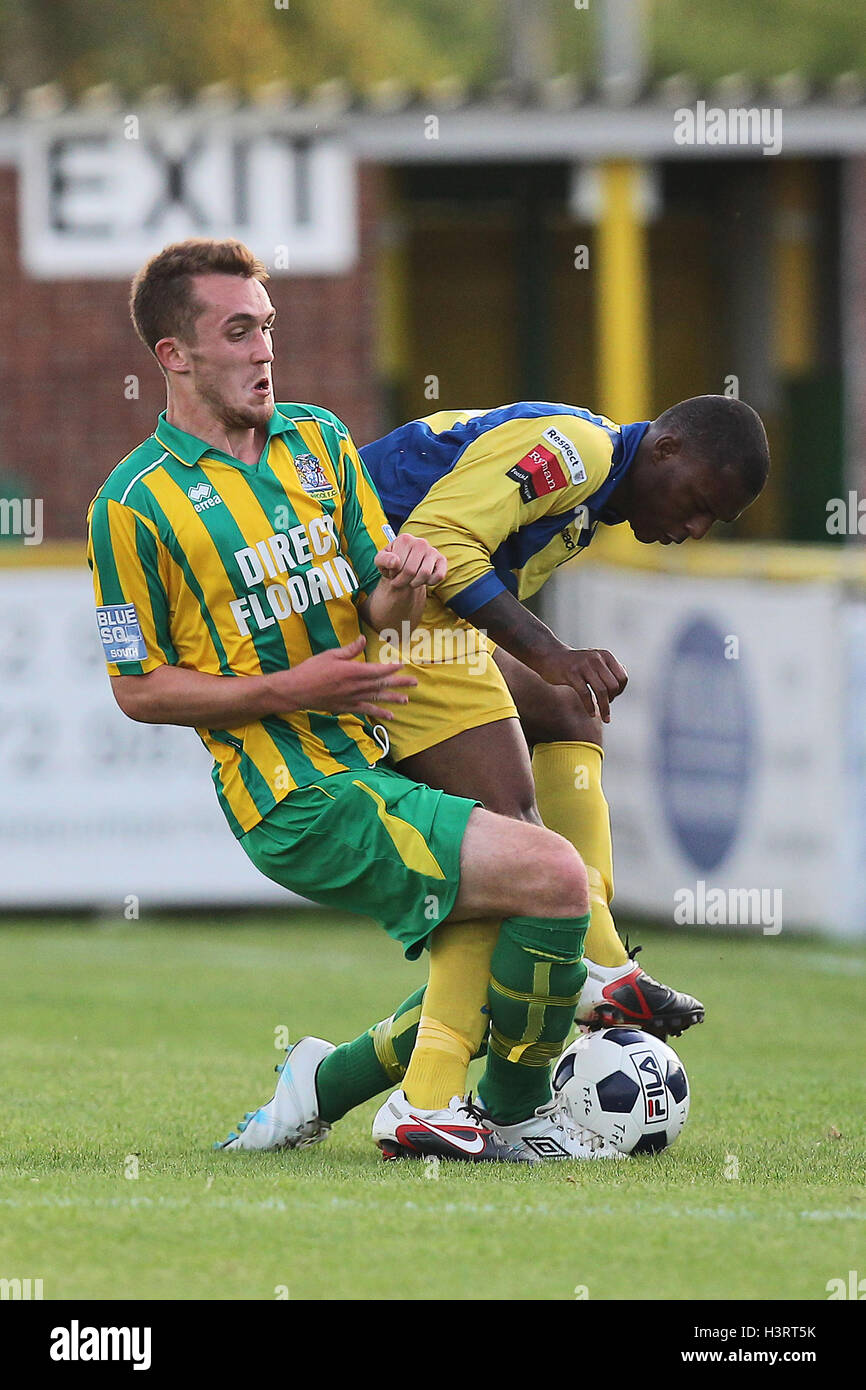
506,444,568,502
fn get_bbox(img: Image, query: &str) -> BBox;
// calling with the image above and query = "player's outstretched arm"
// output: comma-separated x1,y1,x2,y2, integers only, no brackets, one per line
359,533,447,634
470,590,628,723
110,636,417,729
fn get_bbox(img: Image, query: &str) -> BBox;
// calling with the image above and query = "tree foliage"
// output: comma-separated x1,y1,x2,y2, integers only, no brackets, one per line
0,0,862,98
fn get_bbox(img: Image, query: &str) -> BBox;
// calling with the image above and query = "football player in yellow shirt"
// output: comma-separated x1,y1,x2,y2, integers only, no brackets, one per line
359,401,766,1043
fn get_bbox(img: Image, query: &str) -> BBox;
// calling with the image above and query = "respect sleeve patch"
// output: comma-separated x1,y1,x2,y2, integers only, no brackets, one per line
95,603,148,663
506,427,588,503
540,426,587,486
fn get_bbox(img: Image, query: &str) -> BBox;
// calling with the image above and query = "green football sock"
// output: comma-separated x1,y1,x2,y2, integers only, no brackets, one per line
478,912,589,1126
316,987,426,1123
313,914,585,1130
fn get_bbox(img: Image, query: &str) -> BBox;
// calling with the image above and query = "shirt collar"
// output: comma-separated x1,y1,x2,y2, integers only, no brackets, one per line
592,420,650,526
153,407,294,467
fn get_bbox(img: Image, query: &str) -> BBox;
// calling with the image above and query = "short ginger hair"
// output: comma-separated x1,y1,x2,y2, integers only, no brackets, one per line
129,238,270,358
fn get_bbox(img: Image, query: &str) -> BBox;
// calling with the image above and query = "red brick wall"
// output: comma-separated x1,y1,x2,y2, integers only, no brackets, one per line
0,163,384,540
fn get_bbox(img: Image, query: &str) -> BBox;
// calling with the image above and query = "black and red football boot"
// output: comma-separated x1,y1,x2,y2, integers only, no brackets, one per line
577,946,705,1040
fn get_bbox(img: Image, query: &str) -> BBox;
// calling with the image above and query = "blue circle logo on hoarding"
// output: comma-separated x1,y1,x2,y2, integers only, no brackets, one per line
657,616,754,871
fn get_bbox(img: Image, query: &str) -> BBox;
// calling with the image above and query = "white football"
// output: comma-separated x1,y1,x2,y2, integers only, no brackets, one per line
552,1027,690,1155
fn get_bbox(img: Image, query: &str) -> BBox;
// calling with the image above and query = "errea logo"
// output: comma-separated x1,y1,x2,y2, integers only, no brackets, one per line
187,482,223,513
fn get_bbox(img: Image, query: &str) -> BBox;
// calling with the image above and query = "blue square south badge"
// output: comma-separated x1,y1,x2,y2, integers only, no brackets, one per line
96,603,148,663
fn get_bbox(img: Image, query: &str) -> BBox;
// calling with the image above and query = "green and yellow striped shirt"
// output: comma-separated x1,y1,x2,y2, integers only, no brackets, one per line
87,404,394,836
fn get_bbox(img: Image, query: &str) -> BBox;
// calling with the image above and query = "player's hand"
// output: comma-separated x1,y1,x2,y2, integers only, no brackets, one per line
267,635,417,722
373,533,448,590
539,647,628,723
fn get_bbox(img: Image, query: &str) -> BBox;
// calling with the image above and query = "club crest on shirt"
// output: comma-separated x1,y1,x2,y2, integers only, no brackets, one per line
293,453,335,499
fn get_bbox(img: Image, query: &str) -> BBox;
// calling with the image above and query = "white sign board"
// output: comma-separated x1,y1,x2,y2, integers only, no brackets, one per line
548,565,858,936
0,566,297,909
20,113,357,277
842,601,866,928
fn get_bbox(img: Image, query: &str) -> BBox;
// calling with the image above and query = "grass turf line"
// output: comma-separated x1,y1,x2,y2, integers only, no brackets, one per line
1,914,864,1301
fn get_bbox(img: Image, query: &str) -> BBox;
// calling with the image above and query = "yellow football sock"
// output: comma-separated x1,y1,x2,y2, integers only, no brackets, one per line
402,919,499,1110
531,740,628,968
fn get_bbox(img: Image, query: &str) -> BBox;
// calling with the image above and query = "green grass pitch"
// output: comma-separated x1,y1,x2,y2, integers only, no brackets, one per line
1,913,864,1301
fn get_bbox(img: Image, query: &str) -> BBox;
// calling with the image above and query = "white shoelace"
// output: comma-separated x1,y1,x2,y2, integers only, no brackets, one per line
535,1099,606,1151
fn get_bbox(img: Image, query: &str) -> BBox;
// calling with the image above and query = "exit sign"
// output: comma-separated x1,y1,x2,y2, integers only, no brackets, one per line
20,111,358,278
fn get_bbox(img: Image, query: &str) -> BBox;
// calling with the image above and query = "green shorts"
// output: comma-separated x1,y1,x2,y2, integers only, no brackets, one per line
240,766,478,959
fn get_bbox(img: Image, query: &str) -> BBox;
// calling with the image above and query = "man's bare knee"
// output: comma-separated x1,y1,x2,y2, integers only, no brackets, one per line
529,831,589,917
452,808,589,921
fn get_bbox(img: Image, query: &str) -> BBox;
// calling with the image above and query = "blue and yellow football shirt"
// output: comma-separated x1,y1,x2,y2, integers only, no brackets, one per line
87,404,394,836
360,402,649,616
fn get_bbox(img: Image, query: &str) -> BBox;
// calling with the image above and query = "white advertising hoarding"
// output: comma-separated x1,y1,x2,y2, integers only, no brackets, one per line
2,559,864,932
0,566,293,909
548,564,860,936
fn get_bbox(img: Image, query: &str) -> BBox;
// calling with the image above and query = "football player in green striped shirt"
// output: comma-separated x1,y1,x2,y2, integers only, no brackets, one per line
86,238,624,1164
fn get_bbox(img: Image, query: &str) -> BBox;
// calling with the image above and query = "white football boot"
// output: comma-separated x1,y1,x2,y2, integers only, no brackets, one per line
215,1036,335,1152
486,1097,626,1161
372,1090,537,1163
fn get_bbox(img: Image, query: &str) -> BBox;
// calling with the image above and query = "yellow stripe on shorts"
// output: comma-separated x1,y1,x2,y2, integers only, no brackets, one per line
352,781,446,880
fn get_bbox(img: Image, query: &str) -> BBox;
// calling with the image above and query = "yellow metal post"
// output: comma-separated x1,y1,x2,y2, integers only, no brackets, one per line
761,159,819,539
593,159,651,562
375,170,411,428
772,160,817,376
